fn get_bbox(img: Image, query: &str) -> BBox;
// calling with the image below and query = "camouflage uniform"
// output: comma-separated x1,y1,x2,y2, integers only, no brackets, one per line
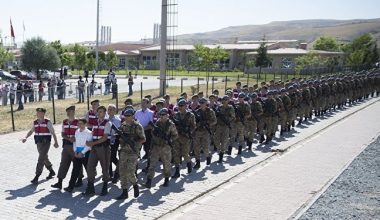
280,93,291,132
118,120,145,189
229,101,251,154
262,95,277,142
248,98,263,145
214,104,235,155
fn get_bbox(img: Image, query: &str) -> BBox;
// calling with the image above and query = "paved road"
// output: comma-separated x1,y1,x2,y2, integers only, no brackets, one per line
0,97,379,219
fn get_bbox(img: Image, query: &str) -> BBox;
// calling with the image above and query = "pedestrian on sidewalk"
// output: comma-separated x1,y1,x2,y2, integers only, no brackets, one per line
21,107,59,184
9,82,16,105
128,71,134,96
1,83,9,106
77,76,85,103
38,80,45,102
16,81,24,110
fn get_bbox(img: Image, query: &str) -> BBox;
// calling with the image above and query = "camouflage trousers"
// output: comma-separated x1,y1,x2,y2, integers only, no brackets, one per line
147,144,172,179
262,116,273,137
272,115,279,134
278,111,288,129
193,129,211,160
119,151,138,189
229,121,245,147
173,135,191,166
245,118,257,142
214,124,230,153
288,108,297,125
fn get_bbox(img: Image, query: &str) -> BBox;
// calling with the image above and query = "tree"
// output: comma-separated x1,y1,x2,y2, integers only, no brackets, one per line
313,36,340,51
105,50,118,69
343,33,379,68
295,52,327,72
192,44,229,71
72,43,87,71
85,56,96,71
50,40,73,67
0,47,14,69
255,40,271,79
21,37,61,79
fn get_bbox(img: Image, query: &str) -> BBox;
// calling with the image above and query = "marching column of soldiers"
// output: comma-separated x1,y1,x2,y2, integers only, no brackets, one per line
22,70,380,200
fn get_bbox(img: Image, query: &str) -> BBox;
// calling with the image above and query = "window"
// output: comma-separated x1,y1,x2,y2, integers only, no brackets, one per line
281,57,293,68
119,58,126,68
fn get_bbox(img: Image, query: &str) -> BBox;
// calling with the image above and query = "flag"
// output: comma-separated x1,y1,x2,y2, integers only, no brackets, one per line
10,18,15,38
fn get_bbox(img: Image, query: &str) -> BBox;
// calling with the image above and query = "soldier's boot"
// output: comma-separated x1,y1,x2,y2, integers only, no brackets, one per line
112,172,119,184
51,178,63,189
187,162,192,174
145,178,152,188
142,160,150,173
193,159,201,169
218,152,224,163
259,135,265,144
99,181,108,196
46,168,56,180
287,124,291,132
291,120,295,127
74,178,83,187
247,141,252,151
280,129,284,136
162,177,169,187
116,189,128,200
133,184,139,198
109,167,113,179
227,146,232,155
237,146,243,155
298,118,303,125
82,182,95,196
264,135,271,144
172,166,180,178
64,180,75,192
206,156,212,165
31,175,40,184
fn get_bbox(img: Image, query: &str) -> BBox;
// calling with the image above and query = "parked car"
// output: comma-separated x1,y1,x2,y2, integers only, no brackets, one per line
0,69,17,80
10,70,36,80
40,70,55,79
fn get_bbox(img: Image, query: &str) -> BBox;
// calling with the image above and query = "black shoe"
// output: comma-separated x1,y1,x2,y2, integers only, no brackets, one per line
116,189,128,200
291,121,295,127
74,178,83,187
259,135,265,144
287,125,291,132
218,152,224,163
298,119,302,125
193,159,201,169
99,182,108,196
162,177,169,187
51,180,62,189
82,182,95,196
133,184,139,198
172,167,180,178
264,136,271,144
237,146,242,155
206,156,211,165
247,141,252,151
142,167,148,173
112,172,119,184
187,162,192,173
46,169,56,180
31,175,40,184
142,154,148,160
213,145,217,152
280,129,284,136
145,178,152,188
64,185,74,193
227,146,232,155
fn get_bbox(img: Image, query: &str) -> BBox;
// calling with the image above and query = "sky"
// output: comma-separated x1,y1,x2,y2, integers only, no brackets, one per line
0,0,379,44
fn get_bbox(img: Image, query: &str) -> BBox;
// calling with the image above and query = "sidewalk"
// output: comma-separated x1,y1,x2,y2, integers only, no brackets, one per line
0,97,379,219
161,99,380,220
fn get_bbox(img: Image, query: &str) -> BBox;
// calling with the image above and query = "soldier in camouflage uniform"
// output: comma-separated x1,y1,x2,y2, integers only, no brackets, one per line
262,91,277,144
228,92,251,155
300,83,311,123
272,90,281,137
287,86,298,129
193,97,217,168
116,109,146,200
280,88,291,133
214,95,235,163
171,99,196,178
145,108,178,188
247,93,263,147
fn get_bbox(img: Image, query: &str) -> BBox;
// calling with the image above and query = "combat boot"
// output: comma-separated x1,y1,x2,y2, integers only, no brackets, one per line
187,162,192,174
259,135,265,144
31,175,40,184
116,189,128,200
206,156,211,165
280,129,284,136
74,178,83,187
51,178,63,189
46,168,56,180
237,146,243,155
64,180,75,193
133,184,139,198
218,152,224,163
291,121,295,127
298,118,303,125
247,141,252,151
227,146,232,155
112,172,119,184
100,181,108,196
145,178,152,188
162,177,169,187
82,182,95,196
287,124,291,132
193,159,200,169
172,166,180,178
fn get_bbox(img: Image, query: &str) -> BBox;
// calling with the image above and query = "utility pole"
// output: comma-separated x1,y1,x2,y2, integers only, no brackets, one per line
95,0,100,72
159,0,168,96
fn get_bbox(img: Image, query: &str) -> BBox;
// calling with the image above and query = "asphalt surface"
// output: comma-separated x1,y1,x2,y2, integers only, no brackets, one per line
299,136,380,220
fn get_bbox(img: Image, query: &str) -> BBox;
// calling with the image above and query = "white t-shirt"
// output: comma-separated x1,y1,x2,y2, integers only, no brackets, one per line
74,128,93,154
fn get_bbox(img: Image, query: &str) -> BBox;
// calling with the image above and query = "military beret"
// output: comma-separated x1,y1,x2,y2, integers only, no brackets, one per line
280,88,286,93
178,99,187,106
123,109,135,116
163,94,170,99
36,107,46,113
238,92,246,98
125,104,134,110
124,98,133,104
191,94,199,99
180,92,187,97
222,95,229,101
250,92,258,98
156,99,164,105
267,91,274,96
97,105,107,112
66,105,75,112
90,99,99,105
199,97,208,104
209,94,216,99
159,108,169,115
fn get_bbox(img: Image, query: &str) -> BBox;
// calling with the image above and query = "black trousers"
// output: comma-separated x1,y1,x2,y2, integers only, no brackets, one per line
68,152,89,187
143,129,152,157
109,139,120,176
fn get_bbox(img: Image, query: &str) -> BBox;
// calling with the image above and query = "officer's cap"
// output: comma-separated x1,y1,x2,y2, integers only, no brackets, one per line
36,107,46,113
191,94,199,99
91,99,99,105
156,99,164,105
66,105,75,112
